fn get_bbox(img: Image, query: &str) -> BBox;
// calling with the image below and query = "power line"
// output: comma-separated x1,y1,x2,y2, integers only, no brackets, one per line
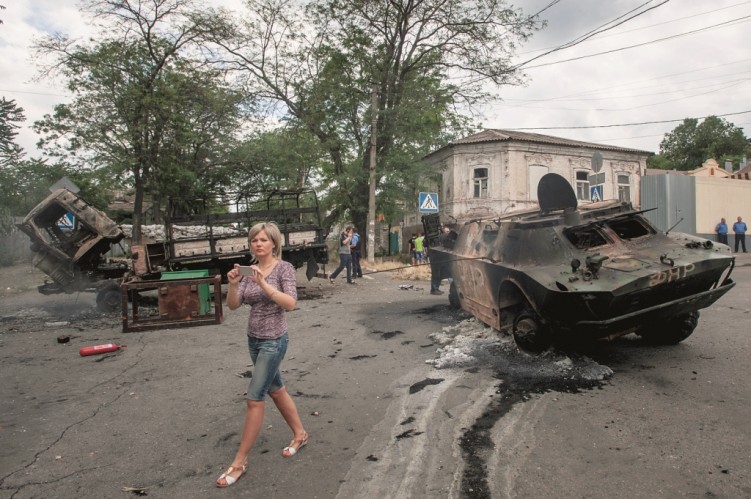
517,0,751,56
506,110,751,131
514,0,671,69
523,14,751,69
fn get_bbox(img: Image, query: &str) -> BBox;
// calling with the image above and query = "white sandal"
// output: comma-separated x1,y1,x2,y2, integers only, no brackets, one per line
216,462,247,488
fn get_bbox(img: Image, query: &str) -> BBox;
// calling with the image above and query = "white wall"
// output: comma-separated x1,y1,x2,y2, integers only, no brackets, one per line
695,176,751,234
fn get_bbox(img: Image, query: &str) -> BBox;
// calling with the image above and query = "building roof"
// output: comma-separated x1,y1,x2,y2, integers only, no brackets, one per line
428,129,654,157
732,164,751,179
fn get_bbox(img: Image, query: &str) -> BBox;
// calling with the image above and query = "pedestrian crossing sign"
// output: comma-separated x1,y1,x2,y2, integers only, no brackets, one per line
57,212,75,230
590,185,603,202
418,192,439,213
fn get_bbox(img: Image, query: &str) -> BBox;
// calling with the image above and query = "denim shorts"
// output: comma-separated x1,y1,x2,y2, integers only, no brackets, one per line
246,333,288,401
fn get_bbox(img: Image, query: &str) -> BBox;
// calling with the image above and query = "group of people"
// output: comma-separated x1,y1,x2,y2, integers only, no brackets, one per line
715,216,748,253
328,225,363,284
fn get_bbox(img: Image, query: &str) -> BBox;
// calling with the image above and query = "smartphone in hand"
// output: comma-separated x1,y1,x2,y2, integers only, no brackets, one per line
238,266,256,276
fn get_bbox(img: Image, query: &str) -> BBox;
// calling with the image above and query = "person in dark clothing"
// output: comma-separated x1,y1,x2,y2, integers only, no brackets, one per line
733,216,747,253
715,218,728,245
430,226,452,295
408,234,417,265
350,228,363,278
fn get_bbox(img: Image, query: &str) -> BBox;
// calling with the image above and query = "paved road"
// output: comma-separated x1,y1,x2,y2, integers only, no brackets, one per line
0,262,749,498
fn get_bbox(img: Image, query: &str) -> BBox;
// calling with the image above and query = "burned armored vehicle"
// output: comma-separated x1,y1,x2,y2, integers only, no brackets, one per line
424,173,736,351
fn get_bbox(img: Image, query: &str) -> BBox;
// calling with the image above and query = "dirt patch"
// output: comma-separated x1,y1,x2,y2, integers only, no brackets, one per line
0,262,46,298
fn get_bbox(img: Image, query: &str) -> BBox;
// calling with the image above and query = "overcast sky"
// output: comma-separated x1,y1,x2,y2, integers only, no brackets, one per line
1,0,749,157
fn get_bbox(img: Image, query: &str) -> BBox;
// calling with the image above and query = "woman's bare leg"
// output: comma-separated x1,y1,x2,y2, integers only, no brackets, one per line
216,400,264,486
269,387,307,442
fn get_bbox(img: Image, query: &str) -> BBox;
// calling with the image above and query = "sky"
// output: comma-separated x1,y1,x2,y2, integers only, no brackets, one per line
1,0,750,157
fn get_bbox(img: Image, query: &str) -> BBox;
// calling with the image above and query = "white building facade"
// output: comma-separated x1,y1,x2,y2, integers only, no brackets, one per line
410,130,651,226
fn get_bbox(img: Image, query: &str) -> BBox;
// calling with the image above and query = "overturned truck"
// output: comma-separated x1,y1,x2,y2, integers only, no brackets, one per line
18,189,329,311
424,173,736,351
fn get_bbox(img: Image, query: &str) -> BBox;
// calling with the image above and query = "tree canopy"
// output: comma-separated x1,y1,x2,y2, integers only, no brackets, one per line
202,0,542,232
657,116,749,171
33,0,245,242
26,0,543,246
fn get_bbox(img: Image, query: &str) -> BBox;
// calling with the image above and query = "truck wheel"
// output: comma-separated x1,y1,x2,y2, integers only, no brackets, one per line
640,311,699,345
513,311,552,353
448,281,460,309
96,283,122,312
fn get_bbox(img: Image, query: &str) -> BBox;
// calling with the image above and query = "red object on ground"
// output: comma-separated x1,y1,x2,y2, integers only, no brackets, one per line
79,343,126,356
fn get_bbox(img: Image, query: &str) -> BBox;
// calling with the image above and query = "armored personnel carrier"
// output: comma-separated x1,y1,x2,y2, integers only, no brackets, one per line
424,173,735,351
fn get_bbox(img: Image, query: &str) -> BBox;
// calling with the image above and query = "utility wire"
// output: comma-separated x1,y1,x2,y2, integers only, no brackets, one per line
517,0,751,56
523,14,751,69
513,0,670,69
506,110,751,131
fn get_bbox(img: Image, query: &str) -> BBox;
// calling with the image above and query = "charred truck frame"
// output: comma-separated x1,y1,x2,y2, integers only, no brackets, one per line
424,173,736,351
18,189,329,312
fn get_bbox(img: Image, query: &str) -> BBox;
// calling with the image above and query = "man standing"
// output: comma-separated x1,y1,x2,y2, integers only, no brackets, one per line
430,226,451,295
733,216,747,253
408,233,417,265
329,226,356,284
715,217,728,245
350,227,362,278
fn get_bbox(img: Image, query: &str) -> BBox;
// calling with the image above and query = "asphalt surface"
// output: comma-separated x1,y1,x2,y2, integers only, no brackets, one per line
1,254,750,498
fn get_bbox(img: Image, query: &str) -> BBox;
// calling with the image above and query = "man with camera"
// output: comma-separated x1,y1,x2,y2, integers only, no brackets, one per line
329,226,356,284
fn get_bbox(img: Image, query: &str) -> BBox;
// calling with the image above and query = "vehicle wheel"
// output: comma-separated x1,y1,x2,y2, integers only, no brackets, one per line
513,311,552,353
448,281,460,309
96,283,122,312
640,311,699,345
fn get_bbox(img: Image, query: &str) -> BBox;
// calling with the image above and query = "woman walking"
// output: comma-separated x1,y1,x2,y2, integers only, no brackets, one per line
216,222,309,488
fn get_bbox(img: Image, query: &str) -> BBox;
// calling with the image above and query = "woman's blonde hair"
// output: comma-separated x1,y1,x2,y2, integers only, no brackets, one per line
248,222,283,258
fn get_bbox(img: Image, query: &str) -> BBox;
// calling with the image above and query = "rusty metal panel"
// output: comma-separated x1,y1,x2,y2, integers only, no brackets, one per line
158,284,201,320
121,275,223,332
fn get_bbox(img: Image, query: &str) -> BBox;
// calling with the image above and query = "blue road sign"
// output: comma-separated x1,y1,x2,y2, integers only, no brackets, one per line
57,212,75,230
590,185,603,202
418,192,439,213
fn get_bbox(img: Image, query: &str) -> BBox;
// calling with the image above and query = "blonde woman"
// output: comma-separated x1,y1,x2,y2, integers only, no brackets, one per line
216,222,309,488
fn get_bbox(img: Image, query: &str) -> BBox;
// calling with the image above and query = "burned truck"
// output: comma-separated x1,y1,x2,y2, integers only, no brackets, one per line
18,188,329,311
424,173,736,352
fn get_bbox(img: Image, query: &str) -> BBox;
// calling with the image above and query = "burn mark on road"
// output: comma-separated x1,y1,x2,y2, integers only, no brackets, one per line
409,378,444,394
459,368,605,498
370,330,404,339
396,428,424,440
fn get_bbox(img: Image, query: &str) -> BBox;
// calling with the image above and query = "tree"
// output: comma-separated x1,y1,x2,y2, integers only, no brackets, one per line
33,0,235,244
659,116,748,171
225,126,329,194
0,97,25,166
203,0,542,249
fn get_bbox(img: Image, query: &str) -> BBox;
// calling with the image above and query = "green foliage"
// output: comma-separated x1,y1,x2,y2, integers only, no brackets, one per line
225,126,330,194
0,97,25,166
205,0,541,232
659,116,748,171
33,0,242,242
646,154,671,170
